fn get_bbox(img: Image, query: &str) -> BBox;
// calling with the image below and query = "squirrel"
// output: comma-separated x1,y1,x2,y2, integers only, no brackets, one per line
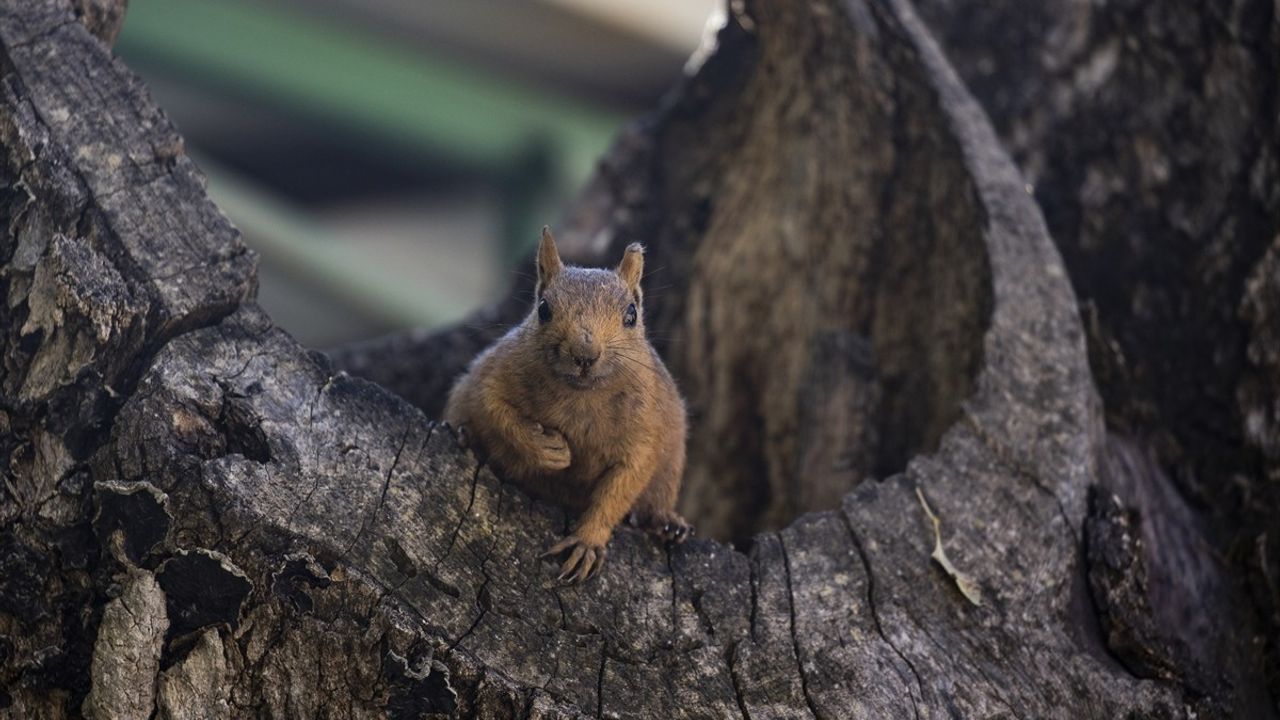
444,227,690,582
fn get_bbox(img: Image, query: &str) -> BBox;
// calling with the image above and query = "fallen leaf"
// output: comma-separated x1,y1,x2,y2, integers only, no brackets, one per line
917,487,982,606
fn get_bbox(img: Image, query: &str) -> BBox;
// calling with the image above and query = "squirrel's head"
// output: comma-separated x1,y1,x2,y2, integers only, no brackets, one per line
528,227,647,389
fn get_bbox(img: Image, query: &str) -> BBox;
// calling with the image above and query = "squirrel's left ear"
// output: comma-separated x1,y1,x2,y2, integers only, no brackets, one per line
617,243,644,302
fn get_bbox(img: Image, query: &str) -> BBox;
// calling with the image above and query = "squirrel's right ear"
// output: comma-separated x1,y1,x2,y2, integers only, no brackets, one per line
536,226,563,293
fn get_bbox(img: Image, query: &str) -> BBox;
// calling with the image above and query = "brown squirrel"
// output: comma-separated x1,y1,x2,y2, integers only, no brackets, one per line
444,227,690,582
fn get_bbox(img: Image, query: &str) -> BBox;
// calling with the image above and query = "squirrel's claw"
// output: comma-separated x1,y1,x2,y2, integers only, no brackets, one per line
666,522,692,544
559,545,587,579
544,535,607,583
541,535,576,558
638,511,693,545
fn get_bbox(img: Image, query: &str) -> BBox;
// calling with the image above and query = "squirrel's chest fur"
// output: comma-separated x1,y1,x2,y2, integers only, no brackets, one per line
519,375,648,483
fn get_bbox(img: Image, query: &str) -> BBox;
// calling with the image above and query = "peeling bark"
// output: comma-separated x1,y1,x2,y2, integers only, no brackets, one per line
157,628,232,720
82,568,167,720
0,0,1269,718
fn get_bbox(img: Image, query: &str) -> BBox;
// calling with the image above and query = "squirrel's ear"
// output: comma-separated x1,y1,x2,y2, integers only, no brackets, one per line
536,226,563,292
617,243,644,301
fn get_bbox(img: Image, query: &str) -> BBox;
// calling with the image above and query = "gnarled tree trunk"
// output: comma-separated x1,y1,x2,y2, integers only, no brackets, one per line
911,0,1280,705
1,0,1272,718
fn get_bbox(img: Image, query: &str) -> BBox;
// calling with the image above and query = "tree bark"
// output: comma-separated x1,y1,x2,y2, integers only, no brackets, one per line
0,1,1268,719
911,0,1280,706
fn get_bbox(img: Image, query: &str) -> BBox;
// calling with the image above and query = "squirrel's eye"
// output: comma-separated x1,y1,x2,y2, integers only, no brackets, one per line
538,299,552,323
623,303,637,328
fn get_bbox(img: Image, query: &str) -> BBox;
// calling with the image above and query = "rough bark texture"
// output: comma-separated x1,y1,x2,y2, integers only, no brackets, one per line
81,567,167,720
912,0,1280,705
1,1,1270,719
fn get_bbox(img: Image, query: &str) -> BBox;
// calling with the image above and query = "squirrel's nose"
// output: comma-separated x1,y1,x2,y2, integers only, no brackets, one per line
572,351,599,371
570,328,599,370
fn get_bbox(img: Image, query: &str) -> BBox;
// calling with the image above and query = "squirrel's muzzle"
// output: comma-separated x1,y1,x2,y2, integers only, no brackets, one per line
567,328,602,374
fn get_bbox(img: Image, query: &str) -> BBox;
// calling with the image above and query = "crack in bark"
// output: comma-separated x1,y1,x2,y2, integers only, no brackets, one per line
962,407,1079,539
725,641,752,720
776,533,822,720
687,588,716,639
279,380,331,529
839,512,923,720
218,349,269,382
435,460,484,572
595,642,607,719
665,545,678,645
747,553,760,645
445,579,490,657
911,607,1027,720
342,424,413,557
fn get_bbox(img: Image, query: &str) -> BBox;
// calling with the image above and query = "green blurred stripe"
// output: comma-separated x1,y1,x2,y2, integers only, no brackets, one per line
116,0,624,185
198,155,473,328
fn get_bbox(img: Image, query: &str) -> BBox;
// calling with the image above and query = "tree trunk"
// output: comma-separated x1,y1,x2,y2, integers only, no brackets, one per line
911,0,1280,705
1,1,1270,719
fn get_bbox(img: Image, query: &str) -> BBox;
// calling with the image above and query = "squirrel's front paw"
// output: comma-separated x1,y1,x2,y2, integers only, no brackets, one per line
528,422,572,471
542,533,608,583
633,510,693,545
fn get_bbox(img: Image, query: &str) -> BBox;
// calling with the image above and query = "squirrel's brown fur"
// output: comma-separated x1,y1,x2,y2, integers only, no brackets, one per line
444,227,689,582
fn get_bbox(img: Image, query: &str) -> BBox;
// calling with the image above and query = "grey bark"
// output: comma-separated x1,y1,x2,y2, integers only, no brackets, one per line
0,1,1268,719
911,0,1280,706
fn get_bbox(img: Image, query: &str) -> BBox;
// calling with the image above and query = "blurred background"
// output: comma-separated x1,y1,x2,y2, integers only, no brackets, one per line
116,0,719,347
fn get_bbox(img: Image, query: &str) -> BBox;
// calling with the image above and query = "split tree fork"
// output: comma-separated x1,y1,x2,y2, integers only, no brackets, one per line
2,0,1273,716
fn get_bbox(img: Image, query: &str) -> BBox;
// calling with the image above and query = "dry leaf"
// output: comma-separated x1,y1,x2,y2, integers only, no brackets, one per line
916,487,982,606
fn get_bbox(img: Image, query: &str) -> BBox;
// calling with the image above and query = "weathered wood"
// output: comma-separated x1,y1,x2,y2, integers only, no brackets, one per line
0,0,1260,718
912,0,1279,711
1,0,253,716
